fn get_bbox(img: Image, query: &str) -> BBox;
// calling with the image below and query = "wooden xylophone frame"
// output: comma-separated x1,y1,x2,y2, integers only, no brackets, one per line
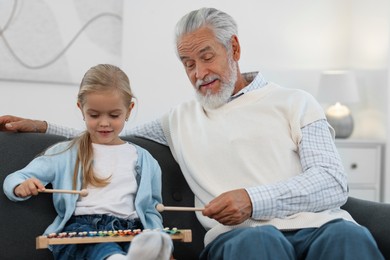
36,229,192,249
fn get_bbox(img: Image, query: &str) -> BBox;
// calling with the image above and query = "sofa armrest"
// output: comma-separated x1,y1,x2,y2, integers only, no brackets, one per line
341,196,390,259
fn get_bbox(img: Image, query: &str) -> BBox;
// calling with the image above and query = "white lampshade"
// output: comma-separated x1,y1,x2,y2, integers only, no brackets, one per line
317,70,360,104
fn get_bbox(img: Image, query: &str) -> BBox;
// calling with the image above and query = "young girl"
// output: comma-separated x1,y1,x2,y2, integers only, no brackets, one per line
3,64,172,260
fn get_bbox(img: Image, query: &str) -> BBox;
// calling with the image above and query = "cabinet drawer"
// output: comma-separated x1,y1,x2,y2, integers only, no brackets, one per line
337,147,379,184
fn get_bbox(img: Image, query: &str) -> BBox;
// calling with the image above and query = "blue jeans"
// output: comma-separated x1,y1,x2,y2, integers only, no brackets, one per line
200,219,384,260
51,214,143,260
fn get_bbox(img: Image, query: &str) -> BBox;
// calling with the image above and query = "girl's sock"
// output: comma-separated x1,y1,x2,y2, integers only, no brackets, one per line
126,231,173,260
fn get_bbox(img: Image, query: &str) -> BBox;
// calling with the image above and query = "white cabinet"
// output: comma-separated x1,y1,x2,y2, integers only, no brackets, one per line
335,140,385,202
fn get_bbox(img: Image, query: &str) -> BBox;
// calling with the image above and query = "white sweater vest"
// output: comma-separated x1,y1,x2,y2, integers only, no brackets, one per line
161,83,355,245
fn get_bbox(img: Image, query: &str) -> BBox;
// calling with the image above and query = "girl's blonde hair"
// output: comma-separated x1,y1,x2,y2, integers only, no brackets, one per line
71,64,134,189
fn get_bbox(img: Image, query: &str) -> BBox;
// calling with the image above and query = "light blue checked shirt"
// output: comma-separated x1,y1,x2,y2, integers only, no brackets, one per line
47,72,347,219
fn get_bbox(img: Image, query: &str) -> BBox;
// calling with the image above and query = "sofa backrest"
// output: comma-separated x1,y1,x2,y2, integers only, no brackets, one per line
2,132,389,259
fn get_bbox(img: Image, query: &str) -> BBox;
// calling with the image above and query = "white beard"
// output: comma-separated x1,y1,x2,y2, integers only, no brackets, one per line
195,58,238,110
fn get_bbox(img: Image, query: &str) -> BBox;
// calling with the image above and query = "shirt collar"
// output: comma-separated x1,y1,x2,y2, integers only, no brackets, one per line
230,71,268,101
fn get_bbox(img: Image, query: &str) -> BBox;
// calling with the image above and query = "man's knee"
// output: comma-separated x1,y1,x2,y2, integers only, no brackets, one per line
320,219,374,242
307,220,384,260
201,226,294,260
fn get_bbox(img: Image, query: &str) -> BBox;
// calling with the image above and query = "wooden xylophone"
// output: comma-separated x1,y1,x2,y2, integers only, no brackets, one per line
36,228,192,249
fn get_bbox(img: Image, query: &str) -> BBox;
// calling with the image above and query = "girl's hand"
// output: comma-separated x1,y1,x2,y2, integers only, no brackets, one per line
14,178,45,197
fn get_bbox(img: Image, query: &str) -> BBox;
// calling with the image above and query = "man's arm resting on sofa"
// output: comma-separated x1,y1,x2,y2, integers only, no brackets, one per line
0,115,47,133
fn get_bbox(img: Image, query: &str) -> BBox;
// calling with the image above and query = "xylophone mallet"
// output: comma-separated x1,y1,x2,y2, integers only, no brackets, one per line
156,203,204,212
39,188,89,197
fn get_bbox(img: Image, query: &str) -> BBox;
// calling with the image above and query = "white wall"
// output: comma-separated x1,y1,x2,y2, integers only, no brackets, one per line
0,81,83,129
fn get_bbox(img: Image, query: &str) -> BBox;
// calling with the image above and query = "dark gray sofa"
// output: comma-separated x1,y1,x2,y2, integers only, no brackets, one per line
0,132,389,259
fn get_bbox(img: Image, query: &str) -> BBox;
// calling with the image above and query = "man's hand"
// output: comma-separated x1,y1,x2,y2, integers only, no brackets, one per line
0,115,47,133
14,178,45,198
202,189,252,226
